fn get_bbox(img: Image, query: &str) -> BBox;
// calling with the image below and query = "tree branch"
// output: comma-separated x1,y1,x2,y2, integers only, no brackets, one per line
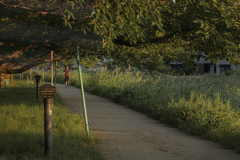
0,30,102,47
0,1,93,21
0,1,60,15
113,28,195,46
0,55,72,74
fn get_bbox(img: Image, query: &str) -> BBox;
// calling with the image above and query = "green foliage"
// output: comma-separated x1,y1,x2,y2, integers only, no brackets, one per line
0,80,103,160
224,69,240,76
59,59,75,67
159,92,240,149
93,0,240,65
32,69,240,151
80,56,99,69
2,0,240,74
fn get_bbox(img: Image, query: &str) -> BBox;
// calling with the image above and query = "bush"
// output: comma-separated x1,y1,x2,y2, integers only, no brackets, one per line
225,69,240,76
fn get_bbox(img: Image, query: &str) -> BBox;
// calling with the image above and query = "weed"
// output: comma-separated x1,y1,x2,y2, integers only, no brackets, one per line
20,69,240,151
0,80,103,160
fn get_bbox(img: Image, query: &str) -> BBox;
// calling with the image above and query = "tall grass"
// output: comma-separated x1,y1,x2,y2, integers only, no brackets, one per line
21,69,240,151
0,80,103,160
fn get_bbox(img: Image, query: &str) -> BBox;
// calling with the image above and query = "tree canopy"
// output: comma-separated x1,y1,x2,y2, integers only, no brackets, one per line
1,0,240,74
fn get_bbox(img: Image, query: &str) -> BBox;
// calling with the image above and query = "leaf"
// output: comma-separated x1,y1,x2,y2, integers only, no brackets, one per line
96,13,99,20
119,24,124,29
106,2,111,9
68,22,72,29
91,12,96,17
104,15,108,22
71,1,75,9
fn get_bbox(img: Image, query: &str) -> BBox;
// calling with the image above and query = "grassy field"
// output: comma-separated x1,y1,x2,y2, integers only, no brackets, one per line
0,80,103,160
21,69,240,151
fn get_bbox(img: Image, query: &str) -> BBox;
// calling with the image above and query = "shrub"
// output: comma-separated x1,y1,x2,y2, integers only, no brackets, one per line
21,69,240,151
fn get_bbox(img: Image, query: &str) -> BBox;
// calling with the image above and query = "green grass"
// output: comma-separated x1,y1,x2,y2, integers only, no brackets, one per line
0,80,103,160
20,69,240,151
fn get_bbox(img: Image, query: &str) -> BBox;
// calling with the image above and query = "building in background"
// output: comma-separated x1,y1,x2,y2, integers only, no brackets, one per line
170,52,240,75
196,52,240,75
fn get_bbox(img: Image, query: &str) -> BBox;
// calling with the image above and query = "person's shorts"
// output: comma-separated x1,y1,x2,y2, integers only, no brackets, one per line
64,76,69,81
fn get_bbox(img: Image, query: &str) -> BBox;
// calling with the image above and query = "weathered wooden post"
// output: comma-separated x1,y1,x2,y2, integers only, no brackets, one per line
10,74,13,83
30,68,32,80
39,84,56,156
34,74,41,99
50,51,54,110
0,73,1,88
42,67,44,84
51,51,53,86
54,61,57,87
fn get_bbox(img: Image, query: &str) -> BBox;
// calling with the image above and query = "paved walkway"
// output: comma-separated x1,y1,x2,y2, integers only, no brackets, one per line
55,83,240,160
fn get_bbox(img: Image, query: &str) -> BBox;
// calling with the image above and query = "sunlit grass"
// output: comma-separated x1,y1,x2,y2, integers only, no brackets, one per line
20,69,240,151
0,80,103,160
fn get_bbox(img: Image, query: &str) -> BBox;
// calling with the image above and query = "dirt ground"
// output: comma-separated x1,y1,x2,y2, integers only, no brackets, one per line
55,83,240,160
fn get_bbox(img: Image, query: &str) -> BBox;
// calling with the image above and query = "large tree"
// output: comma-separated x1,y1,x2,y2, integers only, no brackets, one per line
1,0,240,74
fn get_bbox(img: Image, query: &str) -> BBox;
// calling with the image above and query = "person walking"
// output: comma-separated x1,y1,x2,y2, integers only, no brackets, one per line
63,66,70,87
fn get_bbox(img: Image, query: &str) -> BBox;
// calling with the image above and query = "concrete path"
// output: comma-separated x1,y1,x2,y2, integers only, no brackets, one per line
55,83,240,160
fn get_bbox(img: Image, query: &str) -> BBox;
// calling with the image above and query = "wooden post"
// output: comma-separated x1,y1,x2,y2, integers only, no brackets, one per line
129,64,131,70
33,72,37,85
21,73,23,79
30,68,32,80
20,73,21,79
42,67,44,84
54,61,57,87
10,74,13,83
0,73,1,88
43,98,53,155
50,51,54,110
51,51,53,86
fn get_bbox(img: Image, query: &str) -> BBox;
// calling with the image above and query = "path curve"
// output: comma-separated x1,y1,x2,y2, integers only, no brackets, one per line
55,83,240,160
